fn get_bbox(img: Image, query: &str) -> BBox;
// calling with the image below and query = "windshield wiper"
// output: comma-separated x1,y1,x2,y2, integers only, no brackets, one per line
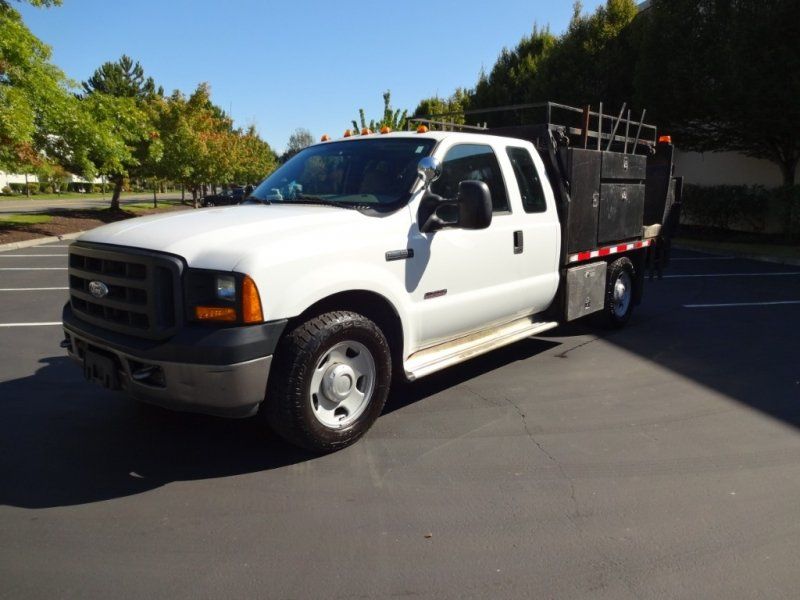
243,197,271,205
281,195,360,209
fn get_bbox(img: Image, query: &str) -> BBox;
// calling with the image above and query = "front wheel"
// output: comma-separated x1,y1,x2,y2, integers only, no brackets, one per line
597,257,635,328
264,311,392,453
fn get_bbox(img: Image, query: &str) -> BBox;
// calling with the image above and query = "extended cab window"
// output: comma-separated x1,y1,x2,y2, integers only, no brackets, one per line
506,147,547,213
431,144,509,213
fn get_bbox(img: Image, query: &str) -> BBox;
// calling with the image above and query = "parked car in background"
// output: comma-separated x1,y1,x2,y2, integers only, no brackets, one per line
201,186,250,207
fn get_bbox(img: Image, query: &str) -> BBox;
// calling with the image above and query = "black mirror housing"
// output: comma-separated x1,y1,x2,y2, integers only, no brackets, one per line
418,180,493,233
456,180,492,230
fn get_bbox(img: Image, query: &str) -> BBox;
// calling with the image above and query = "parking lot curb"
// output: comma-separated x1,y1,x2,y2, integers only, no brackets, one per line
0,231,84,253
674,241,800,267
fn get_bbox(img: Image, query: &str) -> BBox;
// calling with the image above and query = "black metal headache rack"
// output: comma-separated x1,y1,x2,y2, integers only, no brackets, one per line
411,100,682,272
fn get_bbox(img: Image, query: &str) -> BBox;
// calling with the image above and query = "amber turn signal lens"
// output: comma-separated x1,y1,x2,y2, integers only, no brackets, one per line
658,135,672,144
242,275,263,324
417,125,429,133
195,306,237,322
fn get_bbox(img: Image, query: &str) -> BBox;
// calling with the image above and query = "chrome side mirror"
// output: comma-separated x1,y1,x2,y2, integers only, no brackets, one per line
417,156,442,188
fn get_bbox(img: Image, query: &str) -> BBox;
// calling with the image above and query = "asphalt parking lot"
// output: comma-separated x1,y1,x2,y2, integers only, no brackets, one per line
1,242,799,599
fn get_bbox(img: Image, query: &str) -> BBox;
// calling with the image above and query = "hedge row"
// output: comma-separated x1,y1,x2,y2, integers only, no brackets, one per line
681,184,800,238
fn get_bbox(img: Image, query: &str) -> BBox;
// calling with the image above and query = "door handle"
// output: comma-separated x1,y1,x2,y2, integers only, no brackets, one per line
513,230,524,254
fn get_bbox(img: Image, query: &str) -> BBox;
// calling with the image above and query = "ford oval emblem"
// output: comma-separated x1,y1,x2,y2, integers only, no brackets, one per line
88,280,109,299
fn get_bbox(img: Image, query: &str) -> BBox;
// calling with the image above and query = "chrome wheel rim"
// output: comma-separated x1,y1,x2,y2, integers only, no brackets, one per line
613,271,632,318
309,340,376,429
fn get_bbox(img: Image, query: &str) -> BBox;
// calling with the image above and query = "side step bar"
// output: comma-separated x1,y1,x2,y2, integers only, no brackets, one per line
404,316,559,381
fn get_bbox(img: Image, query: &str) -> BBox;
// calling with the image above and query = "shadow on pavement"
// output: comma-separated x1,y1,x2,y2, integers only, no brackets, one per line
0,337,559,509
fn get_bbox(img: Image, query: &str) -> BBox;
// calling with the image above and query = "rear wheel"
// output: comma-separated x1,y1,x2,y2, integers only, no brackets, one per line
264,311,391,453
597,257,635,328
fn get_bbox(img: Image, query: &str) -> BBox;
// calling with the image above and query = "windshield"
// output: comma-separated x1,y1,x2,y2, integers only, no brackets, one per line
248,138,436,208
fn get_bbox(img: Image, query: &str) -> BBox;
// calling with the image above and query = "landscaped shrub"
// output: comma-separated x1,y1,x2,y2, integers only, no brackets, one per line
774,185,800,239
1,186,12,196
9,183,26,194
681,184,800,238
681,185,769,231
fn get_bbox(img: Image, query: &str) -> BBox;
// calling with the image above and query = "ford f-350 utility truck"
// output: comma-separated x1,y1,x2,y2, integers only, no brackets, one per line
62,102,681,452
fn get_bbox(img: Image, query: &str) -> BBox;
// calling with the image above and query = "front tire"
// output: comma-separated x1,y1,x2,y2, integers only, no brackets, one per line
265,311,391,453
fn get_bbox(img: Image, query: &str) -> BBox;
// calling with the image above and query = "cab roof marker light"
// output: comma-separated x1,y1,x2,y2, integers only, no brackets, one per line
343,129,352,138
658,135,672,144
380,125,391,134
321,134,330,142
361,128,372,135
417,125,429,134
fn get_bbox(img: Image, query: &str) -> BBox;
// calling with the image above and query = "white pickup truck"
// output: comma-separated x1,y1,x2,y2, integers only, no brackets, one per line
62,102,680,452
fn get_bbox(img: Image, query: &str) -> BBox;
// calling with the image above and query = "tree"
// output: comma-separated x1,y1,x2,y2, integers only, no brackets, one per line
412,88,471,127
351,90,408,133
281,127,314,162
636,0,800,185
155,84,276,205
470,25,556,121
82,54,163,99
0,0,61,8
536,0,638,108
0,3,82,177
81,56,162,208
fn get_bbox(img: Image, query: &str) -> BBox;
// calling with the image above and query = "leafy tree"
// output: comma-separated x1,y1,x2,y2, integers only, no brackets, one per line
412,88,471,127
537,0,638,108
234,125,278,184
0,4,81,177
636,0,800,185
351,90,408,133
156,84,276,204
0,0,61,8
281,127,314,162
470,25,556,121
81,56,163,208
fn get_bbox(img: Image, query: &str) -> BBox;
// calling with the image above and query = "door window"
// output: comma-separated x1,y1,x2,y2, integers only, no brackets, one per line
506,147,547,213
431,144,509,213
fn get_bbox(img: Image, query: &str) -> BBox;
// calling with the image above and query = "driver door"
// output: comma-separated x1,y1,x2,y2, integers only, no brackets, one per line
406,142,534,349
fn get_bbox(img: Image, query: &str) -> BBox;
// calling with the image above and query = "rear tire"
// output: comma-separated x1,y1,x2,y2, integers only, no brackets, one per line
264,311,391,453
597,257,635,328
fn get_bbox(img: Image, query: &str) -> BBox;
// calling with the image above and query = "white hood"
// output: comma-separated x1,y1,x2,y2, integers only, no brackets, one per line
78,204,383,271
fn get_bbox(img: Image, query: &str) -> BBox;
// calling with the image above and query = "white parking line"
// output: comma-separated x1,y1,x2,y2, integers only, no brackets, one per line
684,300,800,308
0,254,67,257
0,287,69,291
0,322,62,327
0,267,67,270
671,256,735,261
664,272,800,279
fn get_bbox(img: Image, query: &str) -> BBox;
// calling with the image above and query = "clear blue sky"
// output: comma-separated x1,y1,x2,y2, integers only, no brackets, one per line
19,0,605,153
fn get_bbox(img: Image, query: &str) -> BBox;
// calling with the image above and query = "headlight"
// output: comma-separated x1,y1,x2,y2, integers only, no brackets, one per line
185,270,263,324
215,275,236,301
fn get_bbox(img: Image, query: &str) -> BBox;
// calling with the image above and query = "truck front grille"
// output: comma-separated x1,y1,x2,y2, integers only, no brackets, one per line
68,243,183,339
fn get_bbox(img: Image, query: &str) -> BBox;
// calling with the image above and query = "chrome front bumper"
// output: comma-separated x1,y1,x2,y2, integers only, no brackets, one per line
64,327,271,418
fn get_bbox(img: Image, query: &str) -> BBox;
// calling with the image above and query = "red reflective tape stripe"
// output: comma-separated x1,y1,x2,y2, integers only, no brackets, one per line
569,239,653,263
